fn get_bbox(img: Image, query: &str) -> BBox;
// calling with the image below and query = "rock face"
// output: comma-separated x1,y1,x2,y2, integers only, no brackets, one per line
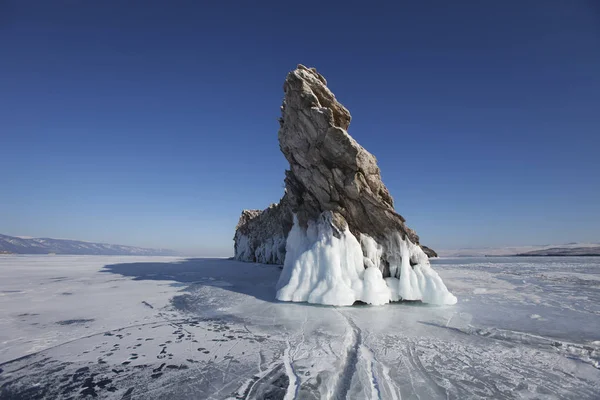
233,205,291,265
234,65,455,306
234,65,435,265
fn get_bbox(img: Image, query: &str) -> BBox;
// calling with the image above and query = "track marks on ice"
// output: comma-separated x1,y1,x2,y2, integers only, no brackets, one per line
239,361,290,400
394,334,600,400
333,310,400,400
358,345,383,399
473,327,600,370
283,341,300,400
405,343,449,399
332,310,362,399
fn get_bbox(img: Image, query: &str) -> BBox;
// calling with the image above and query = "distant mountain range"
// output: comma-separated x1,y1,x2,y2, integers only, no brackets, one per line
514,246,600,257
0,234,176,256
438,242,600,257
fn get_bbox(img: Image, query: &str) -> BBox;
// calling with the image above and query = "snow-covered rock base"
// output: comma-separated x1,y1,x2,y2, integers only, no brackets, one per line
276,212,457,306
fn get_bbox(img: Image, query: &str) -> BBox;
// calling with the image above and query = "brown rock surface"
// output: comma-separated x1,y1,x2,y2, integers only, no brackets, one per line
234,65,435,266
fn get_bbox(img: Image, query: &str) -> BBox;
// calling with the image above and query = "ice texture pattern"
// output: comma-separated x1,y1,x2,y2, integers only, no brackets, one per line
1,255,599,399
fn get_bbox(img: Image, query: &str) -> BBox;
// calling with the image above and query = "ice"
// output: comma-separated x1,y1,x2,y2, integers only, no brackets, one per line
233,232,252,260
355,266,391,305
389,232,458,305
277,212,456,306
235,232,286,264
1,255,599,399
360,233,382,270
254,234,286,264
276,213,366,305
386,277,401,301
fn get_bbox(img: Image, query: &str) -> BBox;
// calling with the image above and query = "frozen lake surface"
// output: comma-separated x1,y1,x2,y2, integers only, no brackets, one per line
1,255,599,399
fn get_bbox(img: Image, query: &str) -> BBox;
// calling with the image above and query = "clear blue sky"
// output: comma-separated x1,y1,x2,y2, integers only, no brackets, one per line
1,1,599,255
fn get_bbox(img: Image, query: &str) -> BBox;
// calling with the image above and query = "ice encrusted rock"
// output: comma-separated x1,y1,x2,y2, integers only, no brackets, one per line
235,65,455,305
276,212,456,306
234,206,290,265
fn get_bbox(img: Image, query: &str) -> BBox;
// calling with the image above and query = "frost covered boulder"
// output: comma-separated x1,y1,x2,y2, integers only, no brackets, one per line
235,64,456,306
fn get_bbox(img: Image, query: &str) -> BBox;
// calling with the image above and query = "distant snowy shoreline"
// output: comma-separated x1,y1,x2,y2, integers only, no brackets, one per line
0,233,176,256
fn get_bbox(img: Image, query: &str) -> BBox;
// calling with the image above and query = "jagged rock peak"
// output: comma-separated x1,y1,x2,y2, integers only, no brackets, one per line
234,65,454,306
280,64,351,131
277,65,415,246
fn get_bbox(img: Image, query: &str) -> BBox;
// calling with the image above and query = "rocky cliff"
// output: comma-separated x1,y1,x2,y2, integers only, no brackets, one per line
234,65,454,306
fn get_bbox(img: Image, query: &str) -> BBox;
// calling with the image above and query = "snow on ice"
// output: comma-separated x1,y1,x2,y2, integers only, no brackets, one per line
1,255,599,399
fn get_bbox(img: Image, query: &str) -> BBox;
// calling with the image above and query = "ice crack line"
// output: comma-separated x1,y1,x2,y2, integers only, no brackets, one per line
283,340,300,400
360,344,383,400
332,309,362,400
